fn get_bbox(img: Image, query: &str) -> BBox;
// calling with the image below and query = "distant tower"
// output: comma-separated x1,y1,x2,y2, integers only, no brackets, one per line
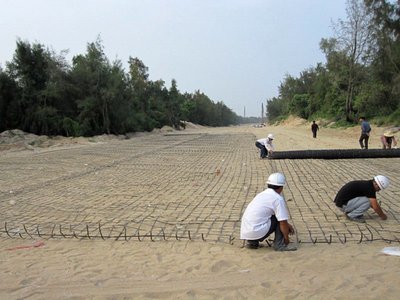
261,103,264,123
244,106,246,118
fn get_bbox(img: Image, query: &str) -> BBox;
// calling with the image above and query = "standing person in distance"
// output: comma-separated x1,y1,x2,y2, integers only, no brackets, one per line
311,120,319,138
333,175,390,223
359,117,371,149
240,172,297,251
255,134,274,159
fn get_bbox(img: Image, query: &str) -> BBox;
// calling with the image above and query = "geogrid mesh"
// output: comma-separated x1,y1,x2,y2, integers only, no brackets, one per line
1,132,399,245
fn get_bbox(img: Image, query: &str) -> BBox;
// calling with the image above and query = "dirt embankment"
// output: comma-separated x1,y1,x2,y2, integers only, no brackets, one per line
0,118,394,153
0,129,126,153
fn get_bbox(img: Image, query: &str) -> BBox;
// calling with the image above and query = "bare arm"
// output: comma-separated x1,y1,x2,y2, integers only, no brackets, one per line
370,198,387,220
279,220,295,245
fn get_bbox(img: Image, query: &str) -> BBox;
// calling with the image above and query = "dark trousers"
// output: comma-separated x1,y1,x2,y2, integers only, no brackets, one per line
255,141,267,158
359,133,369,149
246,215,280,247
384,136,393,149
312,130,317,138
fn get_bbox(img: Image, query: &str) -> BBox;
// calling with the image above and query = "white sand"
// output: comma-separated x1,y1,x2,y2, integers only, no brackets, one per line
1,119,399,299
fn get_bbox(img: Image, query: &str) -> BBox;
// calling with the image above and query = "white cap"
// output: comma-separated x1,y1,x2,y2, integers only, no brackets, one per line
266,172,286,186
374,175,390,190
267,133,274,140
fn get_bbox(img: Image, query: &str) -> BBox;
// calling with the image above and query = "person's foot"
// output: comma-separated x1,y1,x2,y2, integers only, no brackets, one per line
346,214,366,223
273,243,297,251
245,240,259,249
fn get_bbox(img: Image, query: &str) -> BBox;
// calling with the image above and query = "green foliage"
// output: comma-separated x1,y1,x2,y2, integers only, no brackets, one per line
388,108,400,125
61,117,80,136
0,38,240,136
180,90,238,127
288,94,310,119
0,69,20,131
166,79,184,129
373,108,400,126
266,97,286,122
265,1,400,126
328,119,356,128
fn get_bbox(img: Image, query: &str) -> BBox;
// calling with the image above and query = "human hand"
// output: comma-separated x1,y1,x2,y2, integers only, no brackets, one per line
381,214,387,220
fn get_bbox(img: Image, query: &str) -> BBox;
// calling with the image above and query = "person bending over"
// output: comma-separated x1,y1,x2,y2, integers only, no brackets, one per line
255,133,274,159
240,172,296,251
381,127,399,149
334,175,389,223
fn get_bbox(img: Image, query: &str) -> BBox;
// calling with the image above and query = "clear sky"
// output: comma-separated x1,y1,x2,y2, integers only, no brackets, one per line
0,0,347,117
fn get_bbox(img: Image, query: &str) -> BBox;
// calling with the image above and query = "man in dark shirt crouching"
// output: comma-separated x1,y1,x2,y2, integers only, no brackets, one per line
334,175,390,223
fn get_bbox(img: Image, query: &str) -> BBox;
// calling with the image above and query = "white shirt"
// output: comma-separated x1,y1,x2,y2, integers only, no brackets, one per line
240,188,289,240
265,139,274,151
256,138,274,151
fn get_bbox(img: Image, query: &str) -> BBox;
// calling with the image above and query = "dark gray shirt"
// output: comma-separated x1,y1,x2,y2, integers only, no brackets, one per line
334,180,376,207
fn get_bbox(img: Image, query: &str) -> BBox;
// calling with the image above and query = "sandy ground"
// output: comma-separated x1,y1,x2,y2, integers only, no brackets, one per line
1,119,400,299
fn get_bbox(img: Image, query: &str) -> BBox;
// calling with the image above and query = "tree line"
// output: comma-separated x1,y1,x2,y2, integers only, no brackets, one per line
266,0,400,126
0,38,241,137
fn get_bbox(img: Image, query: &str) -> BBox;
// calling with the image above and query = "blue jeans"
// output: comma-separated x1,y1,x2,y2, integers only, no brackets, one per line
342,196,371,218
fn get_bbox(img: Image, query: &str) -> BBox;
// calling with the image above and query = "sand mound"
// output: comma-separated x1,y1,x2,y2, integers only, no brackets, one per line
275,115,308,126
159,125,175,133
0,123,201,153
0,129,123,152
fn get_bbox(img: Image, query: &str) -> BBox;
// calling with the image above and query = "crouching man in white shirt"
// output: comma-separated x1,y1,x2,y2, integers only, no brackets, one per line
240,172,297,251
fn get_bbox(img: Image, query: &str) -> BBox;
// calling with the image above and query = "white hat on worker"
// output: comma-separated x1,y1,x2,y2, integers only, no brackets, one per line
266,172,286,186
374,175,390,190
